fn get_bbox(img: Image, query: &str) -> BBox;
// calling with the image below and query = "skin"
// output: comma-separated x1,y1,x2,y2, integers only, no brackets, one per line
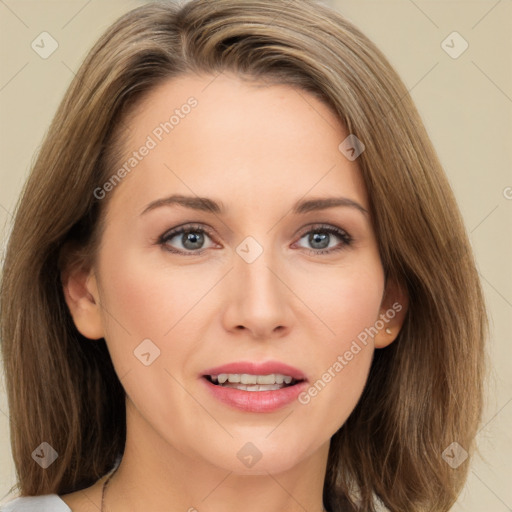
61,72,408,512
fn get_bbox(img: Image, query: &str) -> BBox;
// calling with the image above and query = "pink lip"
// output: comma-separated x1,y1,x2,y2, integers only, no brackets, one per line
200,360,308,413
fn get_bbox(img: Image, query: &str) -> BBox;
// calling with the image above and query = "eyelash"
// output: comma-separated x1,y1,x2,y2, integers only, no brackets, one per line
157,223,353,256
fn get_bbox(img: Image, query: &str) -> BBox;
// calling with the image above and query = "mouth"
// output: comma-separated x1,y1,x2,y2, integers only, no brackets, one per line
203,373,305,392
200,361,308,412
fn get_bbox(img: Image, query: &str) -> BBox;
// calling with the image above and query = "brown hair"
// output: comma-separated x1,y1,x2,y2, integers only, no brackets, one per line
0,1,488,510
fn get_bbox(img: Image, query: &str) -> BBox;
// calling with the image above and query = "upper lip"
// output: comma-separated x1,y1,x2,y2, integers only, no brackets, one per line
202,360,307,381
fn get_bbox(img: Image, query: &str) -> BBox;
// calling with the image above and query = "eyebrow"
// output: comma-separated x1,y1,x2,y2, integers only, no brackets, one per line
140,194,369,217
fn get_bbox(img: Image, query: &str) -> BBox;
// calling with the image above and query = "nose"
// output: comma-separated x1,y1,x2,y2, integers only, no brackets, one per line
221,247,293,340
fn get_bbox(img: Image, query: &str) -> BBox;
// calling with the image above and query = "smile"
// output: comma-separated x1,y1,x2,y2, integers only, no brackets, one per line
200,361,309,413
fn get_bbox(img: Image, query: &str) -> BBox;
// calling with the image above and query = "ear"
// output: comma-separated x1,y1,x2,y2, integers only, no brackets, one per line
373,276,408,349
61,259,104,341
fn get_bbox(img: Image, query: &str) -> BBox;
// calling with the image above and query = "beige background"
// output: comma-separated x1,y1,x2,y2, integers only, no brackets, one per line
0,0,511,509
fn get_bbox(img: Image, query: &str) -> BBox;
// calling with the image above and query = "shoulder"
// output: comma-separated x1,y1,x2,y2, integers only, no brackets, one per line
0,494,71,511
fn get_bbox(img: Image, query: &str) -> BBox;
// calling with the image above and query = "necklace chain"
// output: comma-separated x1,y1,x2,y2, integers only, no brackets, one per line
101,466,118,512
100,467,328,512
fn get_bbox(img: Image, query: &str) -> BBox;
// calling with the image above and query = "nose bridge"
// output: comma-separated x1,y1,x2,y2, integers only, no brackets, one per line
225,233,291,336
236,235,283,304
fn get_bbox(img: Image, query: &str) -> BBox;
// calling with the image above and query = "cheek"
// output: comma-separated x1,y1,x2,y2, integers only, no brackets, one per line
97,245,189,336
296,258,384,431
94,247,204,430
94,244,186,379
302,253,384,343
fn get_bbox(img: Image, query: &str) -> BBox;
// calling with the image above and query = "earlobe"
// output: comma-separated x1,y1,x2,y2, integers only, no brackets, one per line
61,265,104,340
373,277,408,349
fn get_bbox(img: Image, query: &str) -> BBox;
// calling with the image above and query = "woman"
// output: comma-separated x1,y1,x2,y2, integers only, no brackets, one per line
0,0,488,511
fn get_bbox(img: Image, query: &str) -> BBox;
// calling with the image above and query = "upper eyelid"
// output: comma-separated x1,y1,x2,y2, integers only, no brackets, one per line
160,223,216,240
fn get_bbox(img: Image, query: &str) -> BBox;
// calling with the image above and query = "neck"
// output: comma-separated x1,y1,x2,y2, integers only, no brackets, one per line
103,399,330,512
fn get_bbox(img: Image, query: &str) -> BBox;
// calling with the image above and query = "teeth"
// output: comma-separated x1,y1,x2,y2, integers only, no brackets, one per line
209,373,297,386
225,383,284,391
241,374,257,384
246,384,283,391
257,374,277,385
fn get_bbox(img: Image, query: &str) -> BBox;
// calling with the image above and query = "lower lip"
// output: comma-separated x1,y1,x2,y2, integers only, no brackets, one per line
201,377,308,413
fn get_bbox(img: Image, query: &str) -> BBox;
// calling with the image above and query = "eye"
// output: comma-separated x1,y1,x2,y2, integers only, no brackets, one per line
294,224,353,255
158,223,353,256
159,224,216,255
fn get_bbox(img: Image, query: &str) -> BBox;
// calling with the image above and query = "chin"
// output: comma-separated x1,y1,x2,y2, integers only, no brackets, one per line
200,435,320,475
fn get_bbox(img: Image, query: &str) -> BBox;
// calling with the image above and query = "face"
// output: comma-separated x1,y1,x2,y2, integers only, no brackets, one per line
68,72,403,476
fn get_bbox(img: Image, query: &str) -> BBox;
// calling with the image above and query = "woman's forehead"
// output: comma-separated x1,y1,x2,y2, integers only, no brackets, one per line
107,73,369,216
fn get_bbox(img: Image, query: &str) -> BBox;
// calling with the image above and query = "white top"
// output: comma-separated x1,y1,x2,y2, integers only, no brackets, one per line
0,494,71,511
1,457,122,511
